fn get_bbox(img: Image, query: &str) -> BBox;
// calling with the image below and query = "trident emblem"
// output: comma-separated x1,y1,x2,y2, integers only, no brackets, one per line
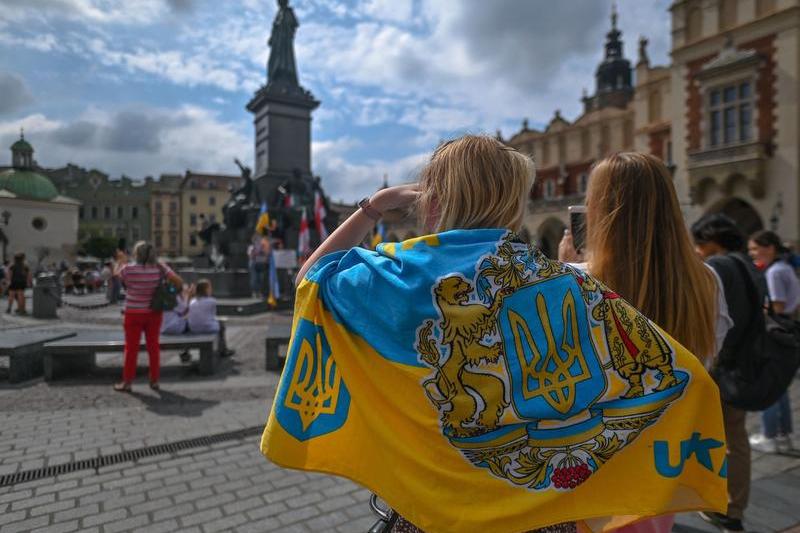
507,290,591,414
284,329,342,431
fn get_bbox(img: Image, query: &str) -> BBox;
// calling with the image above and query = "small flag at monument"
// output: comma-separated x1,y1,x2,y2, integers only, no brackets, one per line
371,221,385,249
255,201,270,235
314,190,328,240
298,207,310,259
267,249,280,308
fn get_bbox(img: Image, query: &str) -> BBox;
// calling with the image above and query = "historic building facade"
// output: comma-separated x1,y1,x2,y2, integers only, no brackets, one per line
148,174,183,257
505,8,641,257
670,0,799,241
179,171,242,257
46,164,151,247
505,0,800,254
0,135,80,266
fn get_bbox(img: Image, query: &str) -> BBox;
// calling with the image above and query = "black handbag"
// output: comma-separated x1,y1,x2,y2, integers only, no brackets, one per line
711,256,800,411
150,264,178,312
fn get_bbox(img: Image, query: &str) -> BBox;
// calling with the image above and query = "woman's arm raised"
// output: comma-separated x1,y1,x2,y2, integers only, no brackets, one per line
295,184,419,286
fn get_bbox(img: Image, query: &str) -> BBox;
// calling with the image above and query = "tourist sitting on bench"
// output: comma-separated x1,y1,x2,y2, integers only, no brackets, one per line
187,279,232,357
161,287,190,335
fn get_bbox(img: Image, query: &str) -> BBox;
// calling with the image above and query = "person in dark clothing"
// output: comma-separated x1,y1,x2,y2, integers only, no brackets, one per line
6,252,31,315
691,214,763,533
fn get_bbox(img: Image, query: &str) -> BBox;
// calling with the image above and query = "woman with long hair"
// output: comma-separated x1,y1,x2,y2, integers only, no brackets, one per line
262,138,727,533
115,241,183,392
560,153,731,532
747,230,798,454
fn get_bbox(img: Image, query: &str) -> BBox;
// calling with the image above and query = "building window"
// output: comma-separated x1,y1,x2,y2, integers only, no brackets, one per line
117,206,124,219
132,207,138,219
578,174,589,194
190,235,197,246
155,234,163,247
170,216,177,229
190,195,197,205
709,81,752,147
190,213,197,226
91,206,98,219
79,207,84,219
31,217,47,231
207,180,216,189
170,235,178,249
104,206,111,219
155,216,162,228
155,201,162,213
169,201,177,214
544,179,556,199
209,196,216,206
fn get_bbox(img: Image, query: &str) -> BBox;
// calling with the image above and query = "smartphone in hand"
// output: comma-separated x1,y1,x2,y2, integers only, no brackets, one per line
568,205,587,253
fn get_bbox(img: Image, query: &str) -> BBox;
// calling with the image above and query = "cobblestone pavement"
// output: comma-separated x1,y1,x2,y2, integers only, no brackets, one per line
1,297,799,532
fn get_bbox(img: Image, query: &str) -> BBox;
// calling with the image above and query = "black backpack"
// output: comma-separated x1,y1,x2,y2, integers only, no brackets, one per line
711,256,800,411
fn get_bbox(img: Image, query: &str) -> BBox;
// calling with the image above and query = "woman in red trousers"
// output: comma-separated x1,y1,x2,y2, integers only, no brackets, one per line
115,241,183,392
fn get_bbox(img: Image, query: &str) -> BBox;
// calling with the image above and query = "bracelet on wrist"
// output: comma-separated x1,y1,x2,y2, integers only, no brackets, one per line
358,197,382,222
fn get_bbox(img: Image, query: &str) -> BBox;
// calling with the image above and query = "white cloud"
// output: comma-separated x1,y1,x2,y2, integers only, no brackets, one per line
0,0,178,25
0,106,250,179
361,0,414,23
312,137,427,202
0,114,62,137
0,32,58,52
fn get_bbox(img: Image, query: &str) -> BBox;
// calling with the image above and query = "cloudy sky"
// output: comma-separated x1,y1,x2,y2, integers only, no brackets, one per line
0,0,671,203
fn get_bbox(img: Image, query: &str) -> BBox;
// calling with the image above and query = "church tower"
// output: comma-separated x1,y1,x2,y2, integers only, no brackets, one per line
247,0,320,204
582,4,633,113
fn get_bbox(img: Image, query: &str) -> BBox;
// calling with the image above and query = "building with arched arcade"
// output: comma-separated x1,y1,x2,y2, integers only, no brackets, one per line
505,0,800,255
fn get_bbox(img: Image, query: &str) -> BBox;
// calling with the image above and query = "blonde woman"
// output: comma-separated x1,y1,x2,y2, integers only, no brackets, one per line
560,153,731,532
264,138,728,533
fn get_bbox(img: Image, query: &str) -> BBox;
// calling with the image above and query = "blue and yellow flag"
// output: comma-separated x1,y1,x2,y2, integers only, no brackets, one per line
255,201,270,235
262,229,727,532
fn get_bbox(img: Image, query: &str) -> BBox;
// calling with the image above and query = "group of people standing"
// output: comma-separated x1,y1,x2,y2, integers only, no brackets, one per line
112,241,225,392
277,135,798,533
556,169,799,533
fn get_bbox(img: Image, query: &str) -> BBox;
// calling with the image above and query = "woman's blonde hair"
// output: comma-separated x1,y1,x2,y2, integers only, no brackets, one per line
418,135,535,232
133,241,157,266
586,152,717,360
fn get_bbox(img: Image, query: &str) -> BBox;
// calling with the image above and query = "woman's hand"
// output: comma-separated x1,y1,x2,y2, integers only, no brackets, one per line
370,184,420,213
558,229,584,263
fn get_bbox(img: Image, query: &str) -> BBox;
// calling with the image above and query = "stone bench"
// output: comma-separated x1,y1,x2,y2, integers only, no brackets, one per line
0,329,77,383
265,326,292,371
43,330,220,381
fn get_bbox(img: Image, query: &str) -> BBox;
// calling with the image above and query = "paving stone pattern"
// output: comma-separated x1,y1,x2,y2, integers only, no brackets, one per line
1,300,800,532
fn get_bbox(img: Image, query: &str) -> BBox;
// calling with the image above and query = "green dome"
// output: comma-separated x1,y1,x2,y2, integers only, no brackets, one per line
11,138,33,152
0,169,59,201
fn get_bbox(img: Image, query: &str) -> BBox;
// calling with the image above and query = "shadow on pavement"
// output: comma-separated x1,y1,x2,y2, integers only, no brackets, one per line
127,388,220,417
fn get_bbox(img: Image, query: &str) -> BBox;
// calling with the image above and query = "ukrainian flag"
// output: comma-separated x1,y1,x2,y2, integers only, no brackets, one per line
370,221,385,249
255,201,270,235
262,229,727,532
